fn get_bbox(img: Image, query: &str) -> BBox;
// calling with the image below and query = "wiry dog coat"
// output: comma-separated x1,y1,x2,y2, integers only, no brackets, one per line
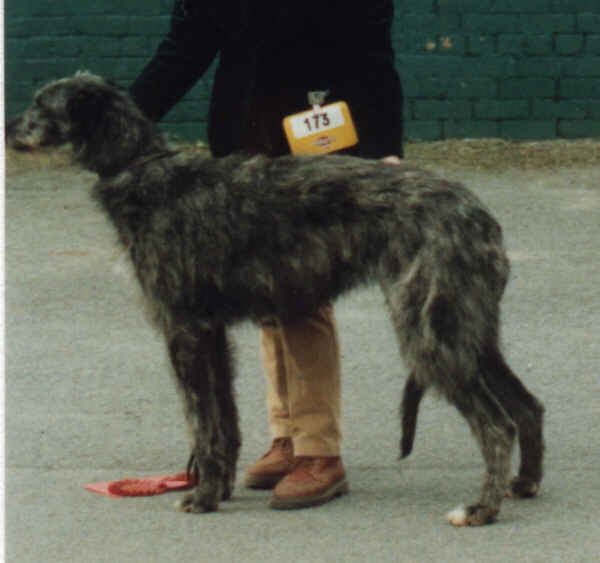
8,72,544,525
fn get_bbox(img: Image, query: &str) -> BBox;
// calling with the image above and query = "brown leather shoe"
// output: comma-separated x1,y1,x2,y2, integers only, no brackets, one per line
269,456,349,509
244,437,294,489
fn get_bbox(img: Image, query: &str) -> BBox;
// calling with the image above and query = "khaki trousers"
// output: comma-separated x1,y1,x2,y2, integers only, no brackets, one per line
260,305,342,456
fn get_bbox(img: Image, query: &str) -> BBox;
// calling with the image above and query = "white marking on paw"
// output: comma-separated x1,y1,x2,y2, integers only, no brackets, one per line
447,505,468,526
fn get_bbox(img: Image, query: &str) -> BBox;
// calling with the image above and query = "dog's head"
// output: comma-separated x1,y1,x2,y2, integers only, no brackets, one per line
7,71,164,176
7,71,123,151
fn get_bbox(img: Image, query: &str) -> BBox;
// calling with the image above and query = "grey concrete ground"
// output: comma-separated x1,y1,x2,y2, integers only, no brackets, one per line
5,158,600,562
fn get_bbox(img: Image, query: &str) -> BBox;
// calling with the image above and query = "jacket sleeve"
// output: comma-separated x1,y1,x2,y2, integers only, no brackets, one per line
129,1,220,121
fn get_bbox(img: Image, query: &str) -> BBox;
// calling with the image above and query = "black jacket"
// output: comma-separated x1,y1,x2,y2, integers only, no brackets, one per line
130,0,403,158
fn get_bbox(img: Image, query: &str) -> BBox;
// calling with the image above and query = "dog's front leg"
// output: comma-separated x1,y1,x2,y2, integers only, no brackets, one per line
167,323,239,513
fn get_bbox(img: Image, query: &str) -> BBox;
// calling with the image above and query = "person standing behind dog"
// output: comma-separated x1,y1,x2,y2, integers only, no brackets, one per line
129,0,404,509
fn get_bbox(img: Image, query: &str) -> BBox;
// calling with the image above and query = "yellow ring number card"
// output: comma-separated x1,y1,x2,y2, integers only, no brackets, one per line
283,101,359,155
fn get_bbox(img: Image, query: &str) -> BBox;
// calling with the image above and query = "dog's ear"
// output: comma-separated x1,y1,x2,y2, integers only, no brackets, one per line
66,85,111,135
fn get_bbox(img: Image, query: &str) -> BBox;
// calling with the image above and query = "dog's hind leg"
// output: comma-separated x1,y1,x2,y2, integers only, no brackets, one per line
167,323,239,513
479,344,544,498
384,275,516,525
446,373,517,526
399,373,426,458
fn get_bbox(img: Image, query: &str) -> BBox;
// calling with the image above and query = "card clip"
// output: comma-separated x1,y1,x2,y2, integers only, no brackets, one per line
307,90,330,113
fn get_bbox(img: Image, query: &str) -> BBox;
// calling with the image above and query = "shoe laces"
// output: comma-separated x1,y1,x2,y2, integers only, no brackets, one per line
263,437,292,459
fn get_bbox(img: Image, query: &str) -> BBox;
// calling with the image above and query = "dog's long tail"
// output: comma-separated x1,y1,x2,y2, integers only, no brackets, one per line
400,375,426,458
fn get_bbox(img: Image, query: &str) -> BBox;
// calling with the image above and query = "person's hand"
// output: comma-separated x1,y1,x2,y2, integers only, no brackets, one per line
381,155,402,165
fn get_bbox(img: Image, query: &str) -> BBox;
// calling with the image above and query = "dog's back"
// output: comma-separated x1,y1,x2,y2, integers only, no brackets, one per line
95,152,508,332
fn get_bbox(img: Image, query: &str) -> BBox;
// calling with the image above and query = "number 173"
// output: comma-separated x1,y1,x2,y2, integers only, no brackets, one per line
303,112,331,132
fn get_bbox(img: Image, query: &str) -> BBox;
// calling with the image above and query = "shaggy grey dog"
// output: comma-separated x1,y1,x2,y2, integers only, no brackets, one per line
8,72,544,526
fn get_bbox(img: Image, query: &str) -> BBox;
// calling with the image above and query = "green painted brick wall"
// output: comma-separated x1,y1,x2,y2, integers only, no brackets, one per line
5,0,600,141
395,0,600,140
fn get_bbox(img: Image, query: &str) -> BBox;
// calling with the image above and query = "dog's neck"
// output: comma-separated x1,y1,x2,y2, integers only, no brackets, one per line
75,119,169,178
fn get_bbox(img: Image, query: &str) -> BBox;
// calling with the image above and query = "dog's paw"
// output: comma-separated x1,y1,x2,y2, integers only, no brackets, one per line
175,490,220,513
507,477,539,498
446,504,498,526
